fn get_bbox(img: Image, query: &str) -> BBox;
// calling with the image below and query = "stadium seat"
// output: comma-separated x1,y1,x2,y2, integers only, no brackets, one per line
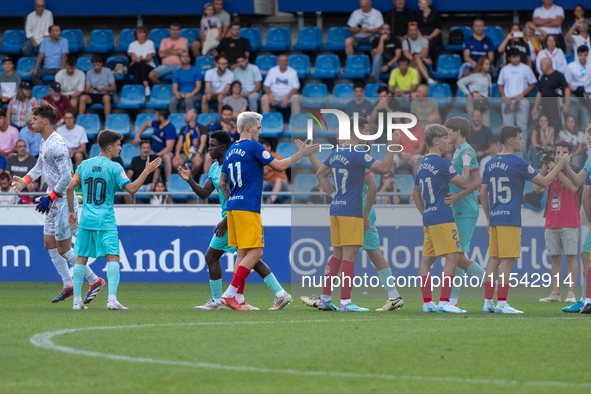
240,27,262,52
262,27,291,51
394,174,414,202
168,174,193,200
490,82,501,108
302,149,331,168
76,56,93,72
276,143,292,161
566,53,575,63
180,28,200,49
169,113,186,135
293,174,319,200
120,143,141,168
365,83,387,105
286,113,310,138
370,144,387,162
454,88,468,109
331,83,355,108
428,83,452,107
115,28,136,52
61,29,84,52
445,26,472,51
116,84,146,109
301,83,328,108
323,27,351,51
255,55,277,76
194,56,214,79
490,112,502,136
484,26,504,51
86,29,114,53
89,144,101,158
105,114,131,136
310,54,341,79
433,54,461,79
288,54,311,79
16,57,36,81
260,112,284,138
77,114,101,139
32,85,49,101
107,56,130,80
0,30,26,54
445,112,470,122
340,54,370,79
133,113,155,137
149,28,170,51
88,92,116,110
145,85,173,109
197,112,220,126
293,27,322,51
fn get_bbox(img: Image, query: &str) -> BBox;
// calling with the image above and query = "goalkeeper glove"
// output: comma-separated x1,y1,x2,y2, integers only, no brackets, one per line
35,191,58,215
11,175,31,194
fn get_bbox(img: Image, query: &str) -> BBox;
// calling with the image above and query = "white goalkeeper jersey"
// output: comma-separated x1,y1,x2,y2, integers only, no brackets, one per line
26,132,73,196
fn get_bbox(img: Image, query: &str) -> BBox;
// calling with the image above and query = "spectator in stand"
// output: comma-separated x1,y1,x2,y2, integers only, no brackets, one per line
368,86,400,124
128,26,156,98
417,0,442,64
169,51,202,113
533,0,566,50
558,115,586,167
7,82,38,129
217,22,251,68
172,109,206,177
467,109,494,160
457,56,492,126
402,22,435,84
395,117,425,176
191,0,231,57
133,108,176,183
0,109,19,172
571,4,585,28
410,84,439,127
19,177,42,204
42,82,71,127
479,138,501,174
233,54,262,112
308,184,332,205
498,24,532,68
222,81,248,117
0,57,21,106
497,47,537,133
346,81,374,118
385,0,417,40
55,109,87,168
260,138,289,204
124,140,161,204
345,0,383,57
536,35,567,76
369,23,401,82
529,114,555,168
533,57,570,133
19,113,41,157
566,19,591,62
0,172,19,204
377,167,401,205
78,55,116,117
524,21,547,66
55,55,85,113
565,46,591,128
5,140,36,178
149,23,188,85
261,54,301,113
23,0,53,58
210,105,239,143
427,112,442,125
150,180,173,205
202,54,233,114
388,56,419,97
30,25,68,86
459,18,495,79
200,2,222,56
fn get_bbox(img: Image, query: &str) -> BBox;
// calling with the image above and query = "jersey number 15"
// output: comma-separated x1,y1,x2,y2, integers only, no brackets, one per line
490,176,511,204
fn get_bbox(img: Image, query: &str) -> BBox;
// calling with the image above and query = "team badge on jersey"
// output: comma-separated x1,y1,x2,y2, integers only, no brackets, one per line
364,154,372,162
528,165,535,174
449,165,456,174
262,150,271,159
121,170,128,179
44,152,47,159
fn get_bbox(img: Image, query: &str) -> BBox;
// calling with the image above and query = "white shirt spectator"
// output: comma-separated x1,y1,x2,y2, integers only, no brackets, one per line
204,68,234,93
55,68,85,96
263,65,300,97
559,129,588,155
564,61,591,91
532,4,565,35
402,36,430,56
127,39,157,68
56,124,88,150
347,8,384,39
25,8,53,46
536,47,568,76
572,35,591,60
0,189,19,205
497,63,537,97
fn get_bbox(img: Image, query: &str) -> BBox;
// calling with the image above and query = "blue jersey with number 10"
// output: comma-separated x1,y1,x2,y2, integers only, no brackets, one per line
415,154,457,227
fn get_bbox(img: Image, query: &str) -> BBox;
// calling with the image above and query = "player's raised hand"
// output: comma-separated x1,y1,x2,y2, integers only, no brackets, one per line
11,176,27,194
413,155,423,166
387,129,401,145
178,164,191,181
145,156,162,173
299,139,319,157
294,139,305,150
68,212,78,231
461,152,472,166
556,153,569,168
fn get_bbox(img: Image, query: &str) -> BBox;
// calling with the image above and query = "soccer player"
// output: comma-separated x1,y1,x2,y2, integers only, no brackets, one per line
413,124,471,314
444,116,487,307
10,101,104,304
479,125,567,314
66,129,161,310
581,170,591,314
218,112,318,311
177,130,290,311
315,118,400,312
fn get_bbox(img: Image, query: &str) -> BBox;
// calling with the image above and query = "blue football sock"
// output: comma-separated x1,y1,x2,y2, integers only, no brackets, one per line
107,261,120,296
378,268,400,299
210,279,222,300
263,273,284,296
467,262,486,283
451,267,465,300
73,264,85,297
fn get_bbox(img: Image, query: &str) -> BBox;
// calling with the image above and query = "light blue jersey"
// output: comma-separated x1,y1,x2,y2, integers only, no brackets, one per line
208,161,227,218
450,142,479,218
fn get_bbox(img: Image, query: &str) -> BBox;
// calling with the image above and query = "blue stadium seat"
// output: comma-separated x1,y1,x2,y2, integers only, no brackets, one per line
370,145,387,162
317,112,338,138
195,56,214,78
0,30,26,54
302,149,331,168
77,114,101,139
120,143,141,168
260,112,284,138
276,142,292,161
454,88,468,108
490,112,502,136
134,113,155,137
89,144,101,158
61,29,84,52
332,83,355,108
76,56,93,72
16,57,36,81
180,28,200,48
286,113,310,138
149,28,170,51
197,112,220,126
484,26,504,51
445,112,470,122
340,54,370,79
240,28,262,52
288,54,311,79
566,53,575,63
146,85,173,109
433,54,461,79
394,174,414,202
105,114,131,136
323,27,351,51
445,26,472,51
293,27,322,51
115,28,136,52
293,174,319,200
168,174,193,200
428,83,452,107
255,55,277,76
86,29,114,53
301,83,328,108
310,54,340,79
116,84,145,109
262,27,291,51
32,85,49,101
169,113,186,135
106,56,130,80
365,83,387,105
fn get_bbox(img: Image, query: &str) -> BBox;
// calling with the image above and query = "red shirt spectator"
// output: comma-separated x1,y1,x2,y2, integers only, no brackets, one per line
398,125,425,154
43,81,72,126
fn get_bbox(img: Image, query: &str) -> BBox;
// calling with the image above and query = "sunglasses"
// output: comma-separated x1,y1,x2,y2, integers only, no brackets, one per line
408,22,418,26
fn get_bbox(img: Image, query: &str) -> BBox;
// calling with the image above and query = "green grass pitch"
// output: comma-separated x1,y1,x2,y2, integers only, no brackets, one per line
1,282,590,394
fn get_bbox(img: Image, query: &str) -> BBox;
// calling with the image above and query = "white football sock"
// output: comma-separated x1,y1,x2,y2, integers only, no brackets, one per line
74,296,82,304
497,300,507,307
62,249,98,285
48,249,73,287
340,299,351,305
388,288,400,300
449,297,458,306
320,295,332,302
225,285,238,298
276,289,286,298
108,294,117,303
236,293,245,303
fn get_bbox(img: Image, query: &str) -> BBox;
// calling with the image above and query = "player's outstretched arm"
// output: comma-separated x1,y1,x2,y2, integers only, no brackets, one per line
178,164,214,199
369,130,401,174
583,185,591,226
316,164,336,199
565,162,587,188
269,140,319,172
449,152,472,190
219,172,231,201
295,139,321,172
66,175,80,230
412,185,424,215
363,172,378,231
124,156,162,195
531,154,569,188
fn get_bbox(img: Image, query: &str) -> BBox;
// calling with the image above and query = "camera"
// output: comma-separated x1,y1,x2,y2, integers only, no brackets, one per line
513,32,524,38
537,146,556,165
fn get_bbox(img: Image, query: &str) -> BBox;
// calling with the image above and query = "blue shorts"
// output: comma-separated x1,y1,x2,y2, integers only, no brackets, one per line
454,216,478,253
75,228,120,258
153,65,181,78
0,155,6,170
582,228,591,254
360,209,380,252
209,231,237,254
354,36,375,46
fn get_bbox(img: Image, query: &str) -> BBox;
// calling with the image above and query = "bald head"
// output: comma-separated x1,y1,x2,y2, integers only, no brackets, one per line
540,57,554,74
35,0,45,15
360,0,372,12
417,84,430,97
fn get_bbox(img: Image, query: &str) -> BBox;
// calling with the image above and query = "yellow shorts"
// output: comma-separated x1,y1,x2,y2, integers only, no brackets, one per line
330,215,364,247
422,222,462,257
489,225,521,258
227,210,264,249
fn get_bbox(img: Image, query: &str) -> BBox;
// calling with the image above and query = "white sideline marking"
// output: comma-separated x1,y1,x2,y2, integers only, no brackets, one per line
30,319,591,388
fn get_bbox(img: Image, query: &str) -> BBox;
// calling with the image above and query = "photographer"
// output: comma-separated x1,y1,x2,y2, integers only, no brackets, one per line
534,141,581,303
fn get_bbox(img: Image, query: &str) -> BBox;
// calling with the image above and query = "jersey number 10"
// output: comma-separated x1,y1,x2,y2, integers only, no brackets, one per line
83,177,107,206
490,176,511,204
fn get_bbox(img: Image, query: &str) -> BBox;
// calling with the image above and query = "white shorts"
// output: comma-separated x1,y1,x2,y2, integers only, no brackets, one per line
44,197,78,242
545,227,579,256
